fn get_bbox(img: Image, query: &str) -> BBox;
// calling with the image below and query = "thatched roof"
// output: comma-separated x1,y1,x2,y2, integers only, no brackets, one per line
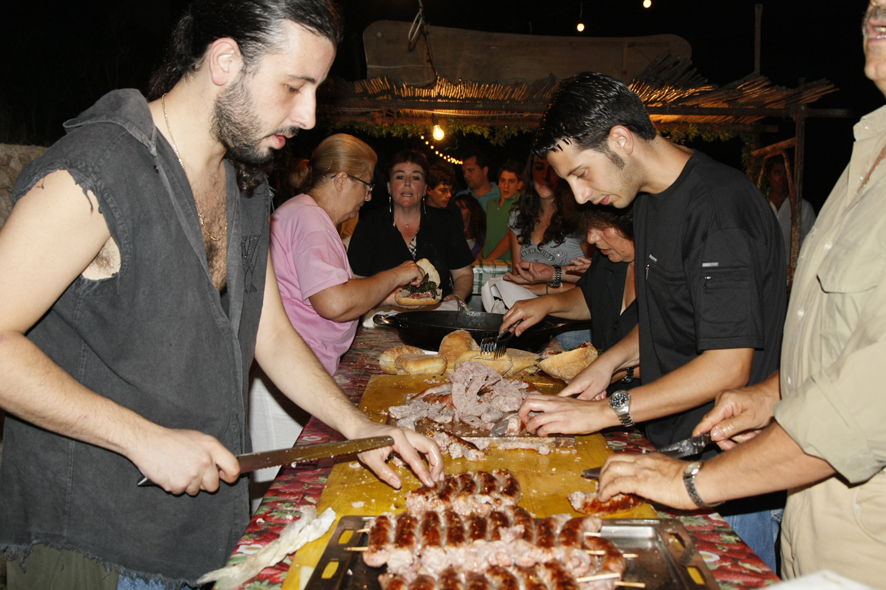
318,54,840,133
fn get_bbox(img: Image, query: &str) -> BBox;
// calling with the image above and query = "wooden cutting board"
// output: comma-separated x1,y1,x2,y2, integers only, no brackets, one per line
282,374,657,590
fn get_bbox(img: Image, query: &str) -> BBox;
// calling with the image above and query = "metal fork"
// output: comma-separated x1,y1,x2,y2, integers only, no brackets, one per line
479,320,522,358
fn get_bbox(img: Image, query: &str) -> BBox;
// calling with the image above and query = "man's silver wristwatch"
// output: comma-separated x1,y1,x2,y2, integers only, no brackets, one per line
608,390,634,427
683,460,723,508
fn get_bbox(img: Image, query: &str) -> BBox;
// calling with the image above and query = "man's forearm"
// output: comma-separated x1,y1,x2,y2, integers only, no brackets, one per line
625,347,753,425
696,421,835,505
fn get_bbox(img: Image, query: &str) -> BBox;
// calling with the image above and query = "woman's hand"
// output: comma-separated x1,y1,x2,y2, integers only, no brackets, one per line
501,298,549,335
565,256,592,274
504,261,554,285
558,359,617,400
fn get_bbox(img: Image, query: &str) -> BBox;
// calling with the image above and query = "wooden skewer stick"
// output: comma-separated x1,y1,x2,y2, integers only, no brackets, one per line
356,528,370,533
576,573,620,582
583,532,603,537
344,546,369,552
616,582,646,588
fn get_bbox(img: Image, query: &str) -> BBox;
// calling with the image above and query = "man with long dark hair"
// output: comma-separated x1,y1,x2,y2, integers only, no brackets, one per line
0,2,442,588
520,71,787,570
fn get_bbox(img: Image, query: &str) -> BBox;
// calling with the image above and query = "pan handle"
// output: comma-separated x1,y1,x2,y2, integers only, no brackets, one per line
545,318,593,333
373,313,400,328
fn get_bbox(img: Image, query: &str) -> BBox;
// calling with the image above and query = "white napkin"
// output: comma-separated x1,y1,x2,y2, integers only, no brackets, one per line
481,277,536,313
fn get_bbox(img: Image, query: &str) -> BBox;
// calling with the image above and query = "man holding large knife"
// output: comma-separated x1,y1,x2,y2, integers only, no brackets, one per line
0,1,442,588
596,1,886,585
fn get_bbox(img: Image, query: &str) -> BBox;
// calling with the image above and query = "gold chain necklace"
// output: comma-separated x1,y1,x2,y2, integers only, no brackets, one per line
161,93,226,242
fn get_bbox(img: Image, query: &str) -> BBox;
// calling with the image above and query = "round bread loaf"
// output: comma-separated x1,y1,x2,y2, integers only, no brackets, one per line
503,348,540,377
438,329,480,373
379,345,423,374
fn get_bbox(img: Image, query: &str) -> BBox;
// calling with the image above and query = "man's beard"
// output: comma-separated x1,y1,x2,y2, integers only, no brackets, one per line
212,71,299,165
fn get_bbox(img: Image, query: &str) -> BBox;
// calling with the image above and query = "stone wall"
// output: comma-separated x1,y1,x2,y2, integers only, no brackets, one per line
0,144,47,230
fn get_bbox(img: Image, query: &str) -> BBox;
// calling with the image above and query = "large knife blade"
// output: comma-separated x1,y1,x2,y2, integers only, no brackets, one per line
581,433,714,480
137,436,394,487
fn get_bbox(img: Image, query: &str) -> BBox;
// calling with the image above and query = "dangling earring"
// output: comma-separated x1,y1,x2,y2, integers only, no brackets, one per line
422,196,427,216
390,193,395,227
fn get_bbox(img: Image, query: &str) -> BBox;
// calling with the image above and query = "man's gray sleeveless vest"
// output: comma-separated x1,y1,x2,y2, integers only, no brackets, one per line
0,90,271,585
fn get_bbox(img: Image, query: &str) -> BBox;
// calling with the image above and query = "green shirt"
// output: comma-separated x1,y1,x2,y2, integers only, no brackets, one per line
483,192,519,260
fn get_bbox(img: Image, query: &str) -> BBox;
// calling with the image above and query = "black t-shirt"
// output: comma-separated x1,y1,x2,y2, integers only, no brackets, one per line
348,205,475,297
577,250,640,395
634,151,786,450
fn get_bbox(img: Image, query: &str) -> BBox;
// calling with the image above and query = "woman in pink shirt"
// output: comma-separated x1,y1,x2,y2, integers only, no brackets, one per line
249,134,424,505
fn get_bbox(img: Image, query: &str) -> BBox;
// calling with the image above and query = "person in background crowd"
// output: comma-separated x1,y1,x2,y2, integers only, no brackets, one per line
523,71,786,571
348,149,475,303
426,162,457,210
455,149,500,211
249,134,427,506
504,154,591,294
0,1,445,589
767,158,816,263
595,2,886,584
483,159,523,261
455,192,486,258
505,202,639,395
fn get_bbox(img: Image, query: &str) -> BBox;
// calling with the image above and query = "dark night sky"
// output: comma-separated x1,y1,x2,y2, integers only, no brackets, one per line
0,0,878,211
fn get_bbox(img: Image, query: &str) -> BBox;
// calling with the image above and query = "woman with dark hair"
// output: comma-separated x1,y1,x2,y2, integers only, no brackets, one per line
502,202,639,397
454,193,487,258
348,150,475,303
504,155,591,295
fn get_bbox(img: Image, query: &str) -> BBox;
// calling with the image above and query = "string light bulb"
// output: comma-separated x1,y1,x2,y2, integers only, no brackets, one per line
577,23,585,32
643,0,651,7
432,124,445,141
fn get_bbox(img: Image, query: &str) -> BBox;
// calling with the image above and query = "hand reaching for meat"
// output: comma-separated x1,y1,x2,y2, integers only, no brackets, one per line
517,394,613,436
597,452,697,509
353,422,445,489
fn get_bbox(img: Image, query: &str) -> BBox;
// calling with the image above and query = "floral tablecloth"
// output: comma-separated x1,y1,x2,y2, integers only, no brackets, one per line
220,324,781,590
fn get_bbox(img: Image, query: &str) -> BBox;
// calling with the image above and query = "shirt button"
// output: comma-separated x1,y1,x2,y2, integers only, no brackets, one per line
787,376,792,386
824,243,832,250
797,310,805,318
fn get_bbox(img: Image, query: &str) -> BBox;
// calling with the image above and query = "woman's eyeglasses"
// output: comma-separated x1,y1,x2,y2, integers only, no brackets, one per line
331,173,374,194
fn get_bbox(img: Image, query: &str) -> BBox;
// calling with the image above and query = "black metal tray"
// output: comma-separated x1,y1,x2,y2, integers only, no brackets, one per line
304,515,720,590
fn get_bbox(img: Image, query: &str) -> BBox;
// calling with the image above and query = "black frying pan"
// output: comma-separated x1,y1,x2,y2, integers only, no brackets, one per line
373,311,591,353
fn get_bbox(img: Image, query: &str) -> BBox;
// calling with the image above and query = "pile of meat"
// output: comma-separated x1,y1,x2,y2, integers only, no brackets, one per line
388,361,537,459
363,470,627,590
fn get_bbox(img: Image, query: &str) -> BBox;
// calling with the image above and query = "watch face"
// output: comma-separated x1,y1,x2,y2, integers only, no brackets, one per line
609,391,629,408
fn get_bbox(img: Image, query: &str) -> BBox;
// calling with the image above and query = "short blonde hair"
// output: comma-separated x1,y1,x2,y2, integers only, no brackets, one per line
290,133,377,194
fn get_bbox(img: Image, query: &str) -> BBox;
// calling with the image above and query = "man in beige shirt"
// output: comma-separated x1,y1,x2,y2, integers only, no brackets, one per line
595,1,886,585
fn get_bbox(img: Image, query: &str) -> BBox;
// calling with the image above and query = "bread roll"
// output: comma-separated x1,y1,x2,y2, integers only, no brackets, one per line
453,350,513,375
538,344,599,381
379,345,423,374
395,353,448,376
438,329,480,373
504,348,540,377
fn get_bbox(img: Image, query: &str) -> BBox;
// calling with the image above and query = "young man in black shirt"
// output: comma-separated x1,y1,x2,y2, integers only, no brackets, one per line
517,72,786,571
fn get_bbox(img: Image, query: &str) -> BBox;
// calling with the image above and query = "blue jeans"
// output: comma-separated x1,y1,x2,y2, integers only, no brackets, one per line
556,329,592,350
723,508,782,573
117,576,202,590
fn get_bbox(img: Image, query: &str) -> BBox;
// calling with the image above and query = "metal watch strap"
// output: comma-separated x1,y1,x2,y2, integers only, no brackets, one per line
683,460,722,508
609,391,634,427
621,366,635,383
548,265,562,288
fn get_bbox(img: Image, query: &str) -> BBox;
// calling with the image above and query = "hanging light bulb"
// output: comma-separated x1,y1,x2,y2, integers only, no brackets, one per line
643,0,651,7
432,124,445,141
577,23,585,32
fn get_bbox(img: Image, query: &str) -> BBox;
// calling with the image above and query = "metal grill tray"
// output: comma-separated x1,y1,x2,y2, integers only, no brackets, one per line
305,515,719,590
